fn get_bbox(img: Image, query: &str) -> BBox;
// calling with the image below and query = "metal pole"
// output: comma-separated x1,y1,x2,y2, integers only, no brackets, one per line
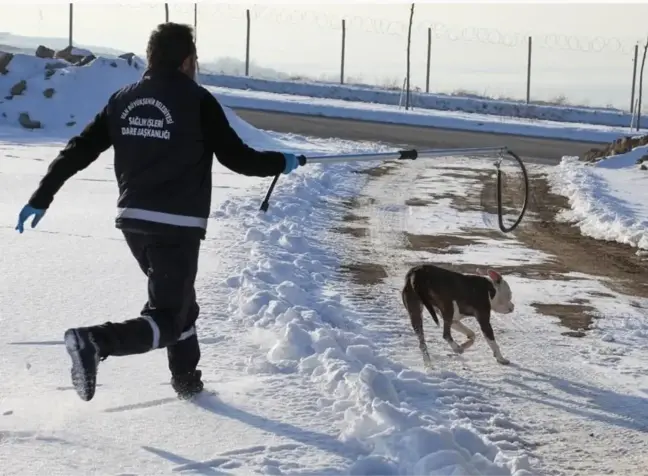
631,43,638,114
305,146,509,165
68,3,73,47
340,19,346,84
637,37,648,130
426,27,431,93
245,9,251,76
405,3,415,110
194,3,198,40
526,36,532,104
165,3,169,22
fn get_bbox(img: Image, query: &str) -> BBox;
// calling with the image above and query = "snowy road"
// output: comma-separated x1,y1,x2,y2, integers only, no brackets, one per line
327,156,648,475
234,108,605,164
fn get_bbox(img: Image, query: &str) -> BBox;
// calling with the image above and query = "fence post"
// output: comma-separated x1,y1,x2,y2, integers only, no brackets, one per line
636,38,647,130
426,27,431,93
526,36,532,104
245,9,251,76
340,19,346,84
631,43,638,114
165,3,169,22
68,3,73,47
405,3,415,110
194,3,198,40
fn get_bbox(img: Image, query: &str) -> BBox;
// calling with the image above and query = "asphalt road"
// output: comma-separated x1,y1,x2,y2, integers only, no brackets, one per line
234,108,605,166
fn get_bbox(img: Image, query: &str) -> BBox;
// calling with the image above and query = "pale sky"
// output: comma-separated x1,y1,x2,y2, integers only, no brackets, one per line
1,2,647,109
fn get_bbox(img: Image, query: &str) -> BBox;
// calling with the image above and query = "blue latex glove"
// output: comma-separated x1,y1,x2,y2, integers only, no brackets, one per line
15,204,46,233
282,153,302,175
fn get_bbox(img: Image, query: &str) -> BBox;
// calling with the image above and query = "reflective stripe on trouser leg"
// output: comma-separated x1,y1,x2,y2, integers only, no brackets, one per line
178,326,196,342
142,315,161,349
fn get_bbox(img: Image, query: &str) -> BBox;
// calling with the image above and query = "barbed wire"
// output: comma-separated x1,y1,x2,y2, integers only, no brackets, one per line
199,4,641,56
9,4,643,58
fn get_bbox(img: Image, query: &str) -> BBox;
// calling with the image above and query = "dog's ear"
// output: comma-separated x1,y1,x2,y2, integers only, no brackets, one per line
487,269,502,284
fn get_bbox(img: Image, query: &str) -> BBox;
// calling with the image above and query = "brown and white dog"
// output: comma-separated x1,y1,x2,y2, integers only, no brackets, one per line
401,263,514,368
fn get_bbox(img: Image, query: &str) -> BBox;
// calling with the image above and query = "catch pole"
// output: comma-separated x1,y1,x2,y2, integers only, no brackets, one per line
302,146,507,165
260,146,529,233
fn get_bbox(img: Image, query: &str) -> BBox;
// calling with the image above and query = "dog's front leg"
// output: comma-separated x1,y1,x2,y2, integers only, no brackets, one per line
476,312,509,365
452,320,476,350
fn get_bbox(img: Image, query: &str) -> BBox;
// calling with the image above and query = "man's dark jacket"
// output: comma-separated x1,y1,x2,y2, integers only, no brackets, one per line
28,68,288,239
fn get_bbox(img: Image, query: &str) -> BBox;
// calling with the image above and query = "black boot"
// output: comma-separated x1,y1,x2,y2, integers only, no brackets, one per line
171,369,204,400
63,327,102,402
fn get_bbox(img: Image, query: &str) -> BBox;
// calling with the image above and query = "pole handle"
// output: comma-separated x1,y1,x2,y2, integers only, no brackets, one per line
259,155,307,212
260,174,280,212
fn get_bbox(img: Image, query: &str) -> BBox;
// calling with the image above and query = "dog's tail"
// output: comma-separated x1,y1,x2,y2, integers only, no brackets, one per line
402,268,440,327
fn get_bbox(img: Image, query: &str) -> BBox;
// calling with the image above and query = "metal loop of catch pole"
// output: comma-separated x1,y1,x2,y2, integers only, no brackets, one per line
496,149,529,233
259,146,530,234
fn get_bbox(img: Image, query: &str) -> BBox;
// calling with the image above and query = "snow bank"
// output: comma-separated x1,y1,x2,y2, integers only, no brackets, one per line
221,105,294,151
0,52,143,132
549,147,648,253
208,85,634,144
199,73,633,129
594,144,648,170
1,50,635,145
0,52,291,153
214,156,533,474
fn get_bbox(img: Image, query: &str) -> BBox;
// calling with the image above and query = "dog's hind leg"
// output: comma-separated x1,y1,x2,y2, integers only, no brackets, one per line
449,303,476,350
451,321,476,350
402,279,432,369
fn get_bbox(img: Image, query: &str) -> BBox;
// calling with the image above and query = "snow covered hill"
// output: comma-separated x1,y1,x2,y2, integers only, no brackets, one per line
0,50,144,132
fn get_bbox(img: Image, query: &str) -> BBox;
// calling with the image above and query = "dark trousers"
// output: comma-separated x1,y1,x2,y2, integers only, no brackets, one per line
92,231,202,376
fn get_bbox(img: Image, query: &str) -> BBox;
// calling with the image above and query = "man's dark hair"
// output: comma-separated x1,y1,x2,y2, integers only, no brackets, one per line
146,22,196,71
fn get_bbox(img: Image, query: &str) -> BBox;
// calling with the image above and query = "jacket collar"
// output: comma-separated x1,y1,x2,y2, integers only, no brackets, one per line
142,67,192,82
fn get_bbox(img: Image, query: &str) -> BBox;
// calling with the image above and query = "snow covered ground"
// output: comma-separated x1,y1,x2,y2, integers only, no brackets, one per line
549,145,648,254
0,52,644,143
0,109,538,474
200,73,636,129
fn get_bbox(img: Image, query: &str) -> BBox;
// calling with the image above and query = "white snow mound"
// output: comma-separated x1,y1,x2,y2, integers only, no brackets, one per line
0,53,141,131
0,51,291,152
593,144,648,170
549,145,648,252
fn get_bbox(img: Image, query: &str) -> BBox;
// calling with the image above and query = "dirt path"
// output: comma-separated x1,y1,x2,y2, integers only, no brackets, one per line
482,164,648,333
324,157,648,476
338,159,648,336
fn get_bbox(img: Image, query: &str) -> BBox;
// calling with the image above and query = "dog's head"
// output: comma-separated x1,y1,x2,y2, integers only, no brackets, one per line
476,268,514,314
